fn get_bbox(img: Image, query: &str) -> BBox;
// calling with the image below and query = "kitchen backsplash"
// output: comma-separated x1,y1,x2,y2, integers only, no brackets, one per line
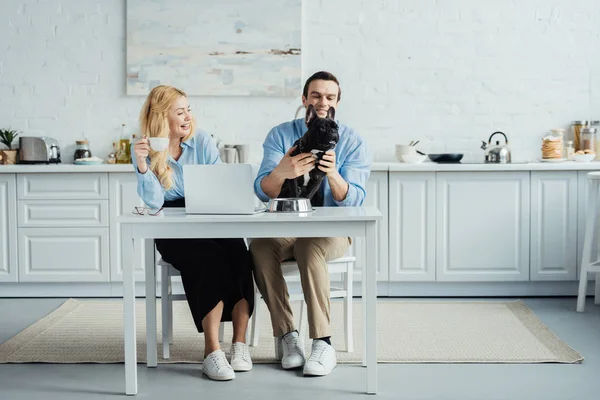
1,0,599,164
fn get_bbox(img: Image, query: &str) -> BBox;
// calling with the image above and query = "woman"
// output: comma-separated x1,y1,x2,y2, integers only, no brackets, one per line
132,85,254,381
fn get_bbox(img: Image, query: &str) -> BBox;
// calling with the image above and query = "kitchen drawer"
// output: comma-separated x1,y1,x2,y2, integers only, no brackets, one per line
17,173,108,200
18,200,109,227
18,227,110,282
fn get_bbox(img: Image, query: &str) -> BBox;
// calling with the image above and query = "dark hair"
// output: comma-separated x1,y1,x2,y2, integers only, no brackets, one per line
302,71,341,101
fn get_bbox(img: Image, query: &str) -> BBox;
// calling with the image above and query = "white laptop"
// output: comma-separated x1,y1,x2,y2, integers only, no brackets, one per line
183,164,266,214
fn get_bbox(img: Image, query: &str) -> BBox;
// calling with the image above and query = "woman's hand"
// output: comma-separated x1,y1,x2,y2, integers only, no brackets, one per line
133,136,150,173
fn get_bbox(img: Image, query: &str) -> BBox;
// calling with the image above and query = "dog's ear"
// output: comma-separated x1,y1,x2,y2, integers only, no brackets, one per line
305,104,318,126
327,107,335,120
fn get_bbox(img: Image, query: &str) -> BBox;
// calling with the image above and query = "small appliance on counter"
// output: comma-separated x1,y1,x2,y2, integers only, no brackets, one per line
481,131,511,163
18,136,61,164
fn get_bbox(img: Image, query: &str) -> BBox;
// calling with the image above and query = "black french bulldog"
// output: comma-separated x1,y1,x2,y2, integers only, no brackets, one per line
278,104,340,206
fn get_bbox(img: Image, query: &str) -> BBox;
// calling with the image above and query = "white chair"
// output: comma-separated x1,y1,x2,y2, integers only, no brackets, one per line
160,255,356,358
250,255,356,354
159,259,227,359
577,172,600,312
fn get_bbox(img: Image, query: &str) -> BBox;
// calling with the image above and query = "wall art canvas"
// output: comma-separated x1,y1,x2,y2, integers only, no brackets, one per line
126,0,301,96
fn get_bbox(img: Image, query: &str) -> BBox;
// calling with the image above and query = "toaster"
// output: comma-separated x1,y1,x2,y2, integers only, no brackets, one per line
19,137,61,164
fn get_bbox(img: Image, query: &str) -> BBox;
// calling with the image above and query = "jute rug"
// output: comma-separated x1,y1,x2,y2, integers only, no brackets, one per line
0,299,583,364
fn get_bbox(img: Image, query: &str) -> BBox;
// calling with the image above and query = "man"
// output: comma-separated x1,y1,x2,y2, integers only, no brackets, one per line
250,71,372,376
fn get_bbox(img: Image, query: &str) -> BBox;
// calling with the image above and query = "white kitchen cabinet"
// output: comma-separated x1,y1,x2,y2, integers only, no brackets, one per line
17,173,108,200
530,172,578,281
436,172,530,281
109,173,145,282
18,227,110,282
352,171,389,281
0,174,18,282
388,172,436,281
18,200,109,227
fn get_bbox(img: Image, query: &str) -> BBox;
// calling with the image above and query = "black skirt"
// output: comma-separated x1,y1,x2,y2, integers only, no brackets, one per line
155,199,254,332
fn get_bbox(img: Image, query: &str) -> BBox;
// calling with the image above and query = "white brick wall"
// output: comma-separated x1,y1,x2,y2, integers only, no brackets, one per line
0,0,599,163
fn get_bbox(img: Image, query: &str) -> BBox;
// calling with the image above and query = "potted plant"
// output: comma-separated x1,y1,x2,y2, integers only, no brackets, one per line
0,128,20,165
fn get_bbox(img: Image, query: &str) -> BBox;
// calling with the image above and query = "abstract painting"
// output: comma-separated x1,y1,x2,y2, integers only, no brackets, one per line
126,0,301,96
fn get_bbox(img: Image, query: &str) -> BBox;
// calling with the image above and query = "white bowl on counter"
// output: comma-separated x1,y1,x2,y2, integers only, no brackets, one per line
573,153,596,163
399,154,427,164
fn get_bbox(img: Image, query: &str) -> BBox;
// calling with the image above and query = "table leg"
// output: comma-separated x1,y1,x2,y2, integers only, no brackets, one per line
145,239,157,367
122,225,138,395
365,221,378,394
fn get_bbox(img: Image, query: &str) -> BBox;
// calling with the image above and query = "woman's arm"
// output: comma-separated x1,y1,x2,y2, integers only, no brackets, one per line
131,141,166,209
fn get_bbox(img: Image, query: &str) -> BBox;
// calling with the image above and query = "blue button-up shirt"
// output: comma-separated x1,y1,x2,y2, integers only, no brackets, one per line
254,118,372,207
132,130,221,209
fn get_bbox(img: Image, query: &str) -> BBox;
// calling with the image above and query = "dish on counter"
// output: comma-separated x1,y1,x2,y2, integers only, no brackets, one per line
572,153,596,163
428,153,464,163
74,156,104,165
539,158,567,163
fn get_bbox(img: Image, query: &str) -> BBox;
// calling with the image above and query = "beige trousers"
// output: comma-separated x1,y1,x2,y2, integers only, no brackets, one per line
250,237,351,339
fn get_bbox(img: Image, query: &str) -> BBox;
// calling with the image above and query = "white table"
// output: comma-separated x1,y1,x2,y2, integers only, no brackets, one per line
119,207,382,395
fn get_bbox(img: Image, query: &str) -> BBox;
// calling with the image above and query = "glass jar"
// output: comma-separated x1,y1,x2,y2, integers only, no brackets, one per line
541,129,564,159
564,140,575,160
581,127,597,155
74,140,92,160
572,121,588,151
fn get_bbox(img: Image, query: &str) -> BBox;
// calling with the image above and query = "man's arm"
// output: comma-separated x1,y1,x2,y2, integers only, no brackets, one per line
260,168,287,199
254,128,315,201
318,137,372,206
327,170,349,202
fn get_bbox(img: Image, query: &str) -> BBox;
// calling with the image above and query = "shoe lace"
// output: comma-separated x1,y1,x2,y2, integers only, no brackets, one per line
308,342,327,361
282,334,301,355
233,343,250,362
210,351,229,370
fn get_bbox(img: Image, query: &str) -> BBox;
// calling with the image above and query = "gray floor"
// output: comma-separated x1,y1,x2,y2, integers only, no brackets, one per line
1,297,600,400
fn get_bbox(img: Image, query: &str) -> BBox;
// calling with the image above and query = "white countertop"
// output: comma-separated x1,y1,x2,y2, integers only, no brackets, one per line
1,161,600,173
386,161,600,172
0,164,135,173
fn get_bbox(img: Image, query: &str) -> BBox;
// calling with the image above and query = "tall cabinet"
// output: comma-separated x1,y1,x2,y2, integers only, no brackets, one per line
353,171,389,282
388,172,436,281
0,174,17,282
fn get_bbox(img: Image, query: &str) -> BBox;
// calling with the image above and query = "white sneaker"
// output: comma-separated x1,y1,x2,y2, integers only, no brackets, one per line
230,342,252,372
202,349,235,381
277,331,305,369
303,340,337,376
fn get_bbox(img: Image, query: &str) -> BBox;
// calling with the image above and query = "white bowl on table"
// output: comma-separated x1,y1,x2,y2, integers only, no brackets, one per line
573,153,596,163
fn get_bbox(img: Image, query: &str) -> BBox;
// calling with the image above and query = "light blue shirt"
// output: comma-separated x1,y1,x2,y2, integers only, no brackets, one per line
254,118,372,207
132,130,221,209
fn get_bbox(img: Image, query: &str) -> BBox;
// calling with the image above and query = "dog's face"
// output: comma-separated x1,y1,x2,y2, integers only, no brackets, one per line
300,104,339,153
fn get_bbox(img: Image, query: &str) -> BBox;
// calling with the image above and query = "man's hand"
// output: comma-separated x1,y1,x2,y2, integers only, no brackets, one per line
273,146,316,180
319,150,349,201
317,150,338,177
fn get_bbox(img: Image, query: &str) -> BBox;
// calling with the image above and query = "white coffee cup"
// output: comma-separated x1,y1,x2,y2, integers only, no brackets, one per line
148,137,169,152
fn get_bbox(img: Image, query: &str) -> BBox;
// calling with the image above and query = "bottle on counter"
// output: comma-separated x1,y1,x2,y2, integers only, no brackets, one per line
107,141,117,164
118,123,131,164
564,140,575,160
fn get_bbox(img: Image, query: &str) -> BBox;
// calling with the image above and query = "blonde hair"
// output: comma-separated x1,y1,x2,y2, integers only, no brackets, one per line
139,85,196,190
